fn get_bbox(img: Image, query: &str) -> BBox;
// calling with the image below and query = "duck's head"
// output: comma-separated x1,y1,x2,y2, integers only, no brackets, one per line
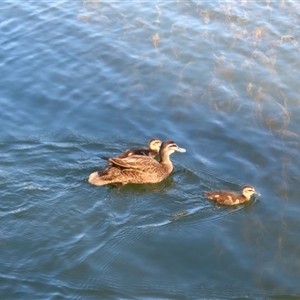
159,140,186,156
148,138,162,152
242,185,260,200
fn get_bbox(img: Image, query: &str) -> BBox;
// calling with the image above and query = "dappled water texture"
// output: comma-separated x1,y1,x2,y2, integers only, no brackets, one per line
1,0,300,298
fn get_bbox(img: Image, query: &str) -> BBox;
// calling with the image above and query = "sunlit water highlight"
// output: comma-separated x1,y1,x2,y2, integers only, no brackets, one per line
1,1,300,299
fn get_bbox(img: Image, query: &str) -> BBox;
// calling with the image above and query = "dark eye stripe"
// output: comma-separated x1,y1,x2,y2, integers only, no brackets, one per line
167,143,177,148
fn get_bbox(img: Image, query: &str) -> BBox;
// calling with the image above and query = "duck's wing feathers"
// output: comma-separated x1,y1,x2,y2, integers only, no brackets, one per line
108,155,158,170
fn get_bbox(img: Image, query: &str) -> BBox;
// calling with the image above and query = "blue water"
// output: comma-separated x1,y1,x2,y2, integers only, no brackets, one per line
1,1,300,299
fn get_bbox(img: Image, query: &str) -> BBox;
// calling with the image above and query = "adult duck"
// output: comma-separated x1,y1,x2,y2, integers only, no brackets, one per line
89,140,186,186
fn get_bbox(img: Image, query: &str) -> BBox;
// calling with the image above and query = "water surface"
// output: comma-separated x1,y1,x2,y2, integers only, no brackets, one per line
1,1,300,299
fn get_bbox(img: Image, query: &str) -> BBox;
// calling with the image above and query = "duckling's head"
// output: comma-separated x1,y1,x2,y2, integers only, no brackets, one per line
148,138,162,152
159,140,186,156
242,185,259,200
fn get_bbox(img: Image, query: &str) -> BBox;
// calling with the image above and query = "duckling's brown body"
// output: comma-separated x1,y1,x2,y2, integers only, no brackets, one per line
102,138,162,160
204,185,259,205
116,148,156,158
89,140,186,186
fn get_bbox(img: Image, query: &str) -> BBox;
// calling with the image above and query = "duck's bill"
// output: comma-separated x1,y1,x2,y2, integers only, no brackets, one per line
176,147,186,153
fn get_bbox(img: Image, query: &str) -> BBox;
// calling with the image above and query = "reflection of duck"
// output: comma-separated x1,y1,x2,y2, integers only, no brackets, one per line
89,140,186,186
102,138,161,160
204,185,259,205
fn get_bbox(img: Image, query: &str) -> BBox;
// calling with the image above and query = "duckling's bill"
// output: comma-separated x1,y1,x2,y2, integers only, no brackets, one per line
176,147,186,153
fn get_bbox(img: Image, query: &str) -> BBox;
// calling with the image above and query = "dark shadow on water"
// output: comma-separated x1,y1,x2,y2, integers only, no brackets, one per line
105,176,175,194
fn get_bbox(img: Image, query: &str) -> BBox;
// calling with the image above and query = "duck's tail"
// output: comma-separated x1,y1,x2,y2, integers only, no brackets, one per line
100,156,110,161
88,171,110,186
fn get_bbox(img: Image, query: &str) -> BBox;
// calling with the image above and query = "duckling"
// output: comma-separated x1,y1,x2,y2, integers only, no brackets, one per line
204,185,259,205
101,138,162,160
88,140,186,186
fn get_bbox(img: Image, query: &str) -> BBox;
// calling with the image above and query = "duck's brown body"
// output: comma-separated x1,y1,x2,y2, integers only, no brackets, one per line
204,185,258,205
89,140,186,186
90,156,172,185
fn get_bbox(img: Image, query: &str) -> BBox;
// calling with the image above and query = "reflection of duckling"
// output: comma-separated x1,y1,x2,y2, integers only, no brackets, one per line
102,138,162,160
204,185,259,205
89,140,186,186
